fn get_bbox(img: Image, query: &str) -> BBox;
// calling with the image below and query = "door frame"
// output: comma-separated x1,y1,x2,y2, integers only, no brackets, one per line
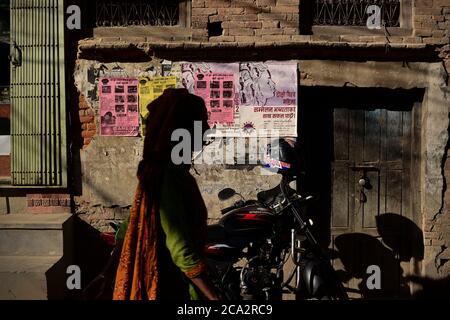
298,60,450,281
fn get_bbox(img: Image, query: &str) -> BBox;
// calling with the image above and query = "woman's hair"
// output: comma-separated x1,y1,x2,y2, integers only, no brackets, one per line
138,88,209,204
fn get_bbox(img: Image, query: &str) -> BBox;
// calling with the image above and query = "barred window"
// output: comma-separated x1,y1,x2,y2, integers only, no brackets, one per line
95,0,189,27
313,0,401,27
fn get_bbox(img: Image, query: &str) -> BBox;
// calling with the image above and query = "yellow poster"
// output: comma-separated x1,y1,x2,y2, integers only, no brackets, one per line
138,76,177,119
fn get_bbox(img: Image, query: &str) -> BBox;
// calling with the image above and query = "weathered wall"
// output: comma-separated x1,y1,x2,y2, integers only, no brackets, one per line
191,0,450,44
299,59,450,277
430,45,450,277
72,59,280,230
89,0,450,46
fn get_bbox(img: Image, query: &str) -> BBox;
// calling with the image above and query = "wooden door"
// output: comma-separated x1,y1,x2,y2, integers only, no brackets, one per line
331,107,418,299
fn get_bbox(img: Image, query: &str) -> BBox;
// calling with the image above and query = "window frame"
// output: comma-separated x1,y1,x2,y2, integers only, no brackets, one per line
91,0,192,39
303,0,412,36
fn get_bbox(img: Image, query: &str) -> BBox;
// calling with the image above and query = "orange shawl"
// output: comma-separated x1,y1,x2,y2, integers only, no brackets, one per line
113,183,158,300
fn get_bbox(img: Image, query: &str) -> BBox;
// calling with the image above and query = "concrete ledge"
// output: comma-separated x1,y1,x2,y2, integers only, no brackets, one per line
77,39,444,62
0,214,72,230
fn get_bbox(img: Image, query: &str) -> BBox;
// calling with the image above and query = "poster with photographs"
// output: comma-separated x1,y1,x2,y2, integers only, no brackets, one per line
194,73,235,127
98,78,139,136
181,62,240,135
181,61,298,137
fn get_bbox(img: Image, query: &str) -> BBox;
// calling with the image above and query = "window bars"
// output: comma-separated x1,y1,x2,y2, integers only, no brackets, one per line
95,0,181,27
313,0,400,27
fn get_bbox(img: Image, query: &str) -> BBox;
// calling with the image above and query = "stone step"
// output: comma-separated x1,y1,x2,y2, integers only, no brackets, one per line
0,214,71,256
0,255,61,300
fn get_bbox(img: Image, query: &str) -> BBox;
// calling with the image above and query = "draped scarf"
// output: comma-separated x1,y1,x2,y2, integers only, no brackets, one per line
112,88,209,300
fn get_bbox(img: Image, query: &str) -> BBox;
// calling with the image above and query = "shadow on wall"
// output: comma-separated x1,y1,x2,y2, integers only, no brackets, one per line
333,213,424,299
46,216,112,300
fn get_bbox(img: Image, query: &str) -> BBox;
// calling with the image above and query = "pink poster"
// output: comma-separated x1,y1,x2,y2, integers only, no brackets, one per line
194,73,235,127
98,77,139,136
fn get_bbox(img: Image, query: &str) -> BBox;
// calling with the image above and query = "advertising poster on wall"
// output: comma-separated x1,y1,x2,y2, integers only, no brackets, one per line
138,76,177,119
193,72,235,127
98,77,139,136
238,62,298,137
181,61,298,137
181,62,240,135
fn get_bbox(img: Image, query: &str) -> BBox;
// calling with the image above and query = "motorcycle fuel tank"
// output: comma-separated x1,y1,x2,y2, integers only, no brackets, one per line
219,204,275,241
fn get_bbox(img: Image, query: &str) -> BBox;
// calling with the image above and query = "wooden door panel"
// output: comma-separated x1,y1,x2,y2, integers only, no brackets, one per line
331,106,413,299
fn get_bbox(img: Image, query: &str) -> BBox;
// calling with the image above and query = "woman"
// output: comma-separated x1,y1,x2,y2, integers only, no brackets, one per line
113,88,219,300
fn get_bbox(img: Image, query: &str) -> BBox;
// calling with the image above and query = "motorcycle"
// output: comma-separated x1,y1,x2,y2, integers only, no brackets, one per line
205,174,349,300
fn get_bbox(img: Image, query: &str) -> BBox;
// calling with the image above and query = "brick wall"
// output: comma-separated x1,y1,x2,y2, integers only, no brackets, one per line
78,94,96,149
188,0,450,45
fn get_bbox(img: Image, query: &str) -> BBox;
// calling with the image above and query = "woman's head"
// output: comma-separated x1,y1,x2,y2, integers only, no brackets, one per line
142,88,209,166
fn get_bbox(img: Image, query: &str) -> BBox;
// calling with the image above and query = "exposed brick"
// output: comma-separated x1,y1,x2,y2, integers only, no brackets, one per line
194,8,218,15
262,20,280,28
432,15,445,22
418,20,439,29
192,29,209,41
286,13,299,21
86,122,97,130
192,0,206,8
256,0,275,5
434,0,450,6
222,21,262,28
205,0,231,7
413,7,443,15
414,29,433,37
227,28,255,36
192,20,209,28
192,15,209,23
79,109,94,117
438,21,450,29
208,14,226,23
255,28,283,35
244,6,262,14
403,36,423,43
270,5,299,13
414,0,433,7
283,27,299,35
234,36,257,42
291,35,311,41
80,115,94,123
209,35,236,42
218,8,245,15
244,21,263,28
258,13,287,20
433,30,446,37
414,14,433,22
226,14,258,21
423,37,449,44
82,129,97,139
79,94,90,109
277,0,299,4
261,34,291,41
280,20,297,28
